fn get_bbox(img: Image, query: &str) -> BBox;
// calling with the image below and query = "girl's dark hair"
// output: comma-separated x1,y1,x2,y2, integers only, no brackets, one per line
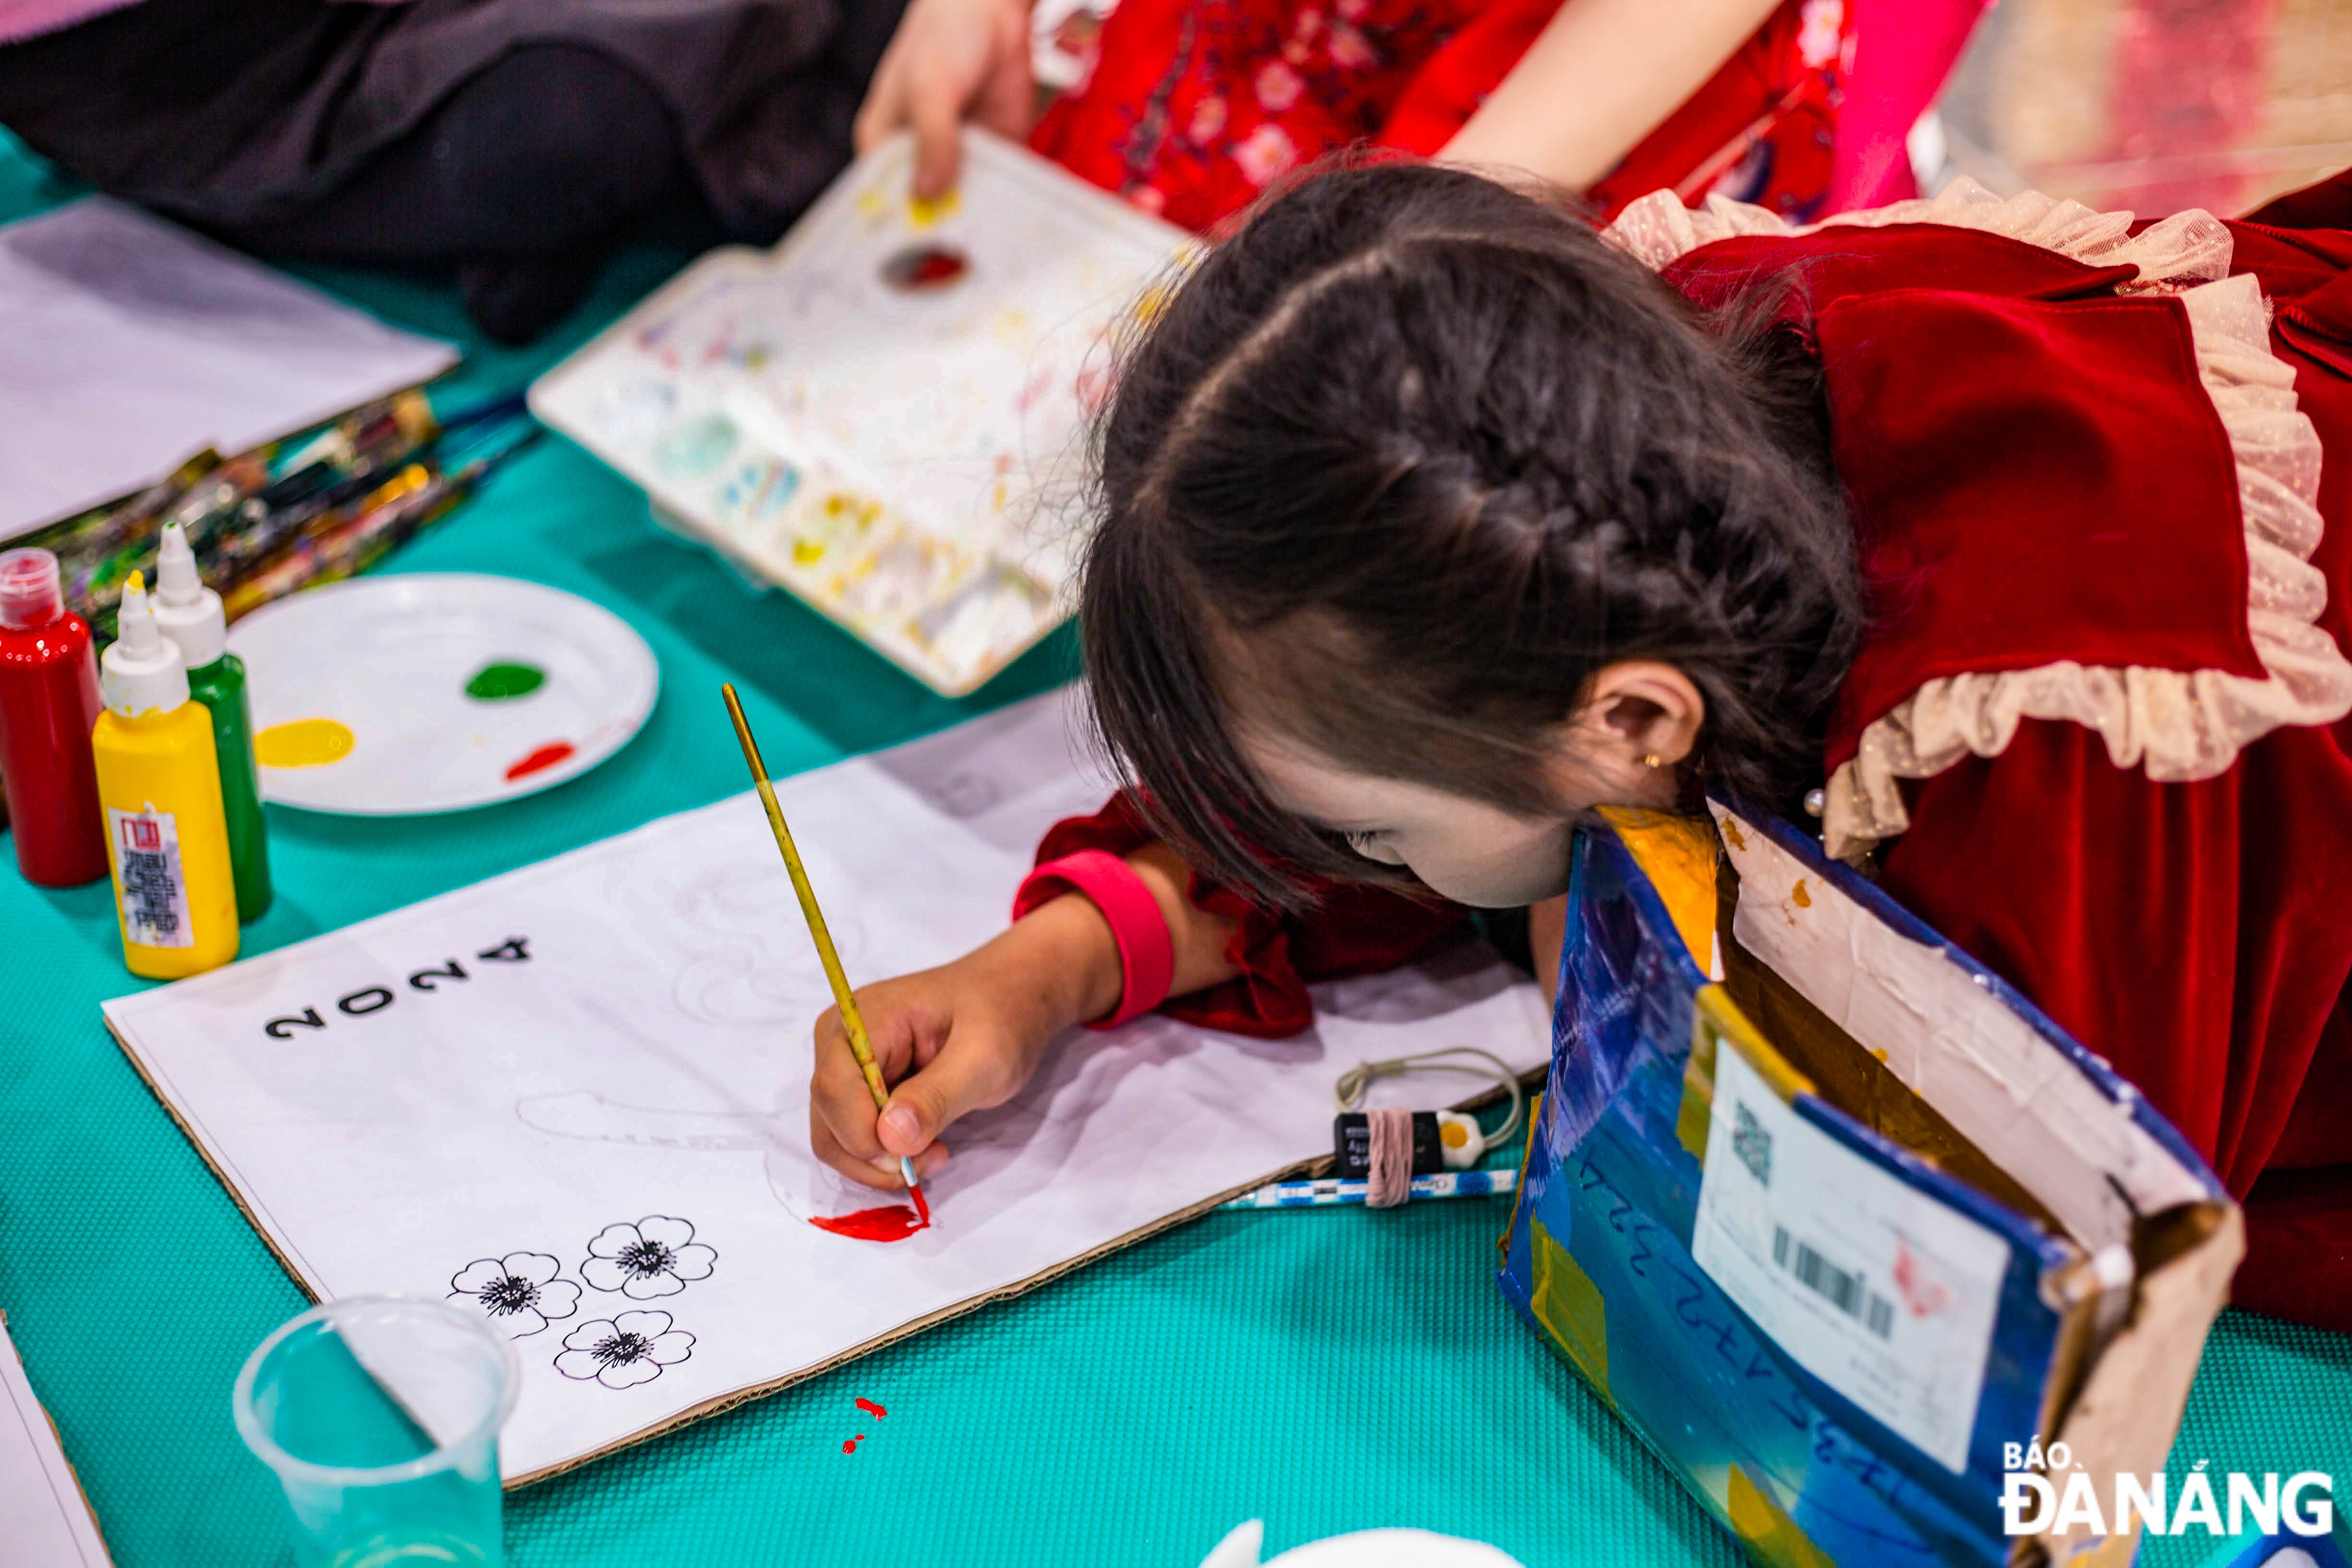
1080,160,1862,908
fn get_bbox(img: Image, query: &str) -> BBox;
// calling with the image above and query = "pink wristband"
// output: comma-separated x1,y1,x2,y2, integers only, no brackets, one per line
1014,850,1176,1029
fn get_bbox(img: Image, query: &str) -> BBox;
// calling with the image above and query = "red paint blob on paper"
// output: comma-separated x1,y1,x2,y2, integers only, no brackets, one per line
503,741,576,781
855,1397,887,1419
843,1434,865,1454
809,1203,928,1242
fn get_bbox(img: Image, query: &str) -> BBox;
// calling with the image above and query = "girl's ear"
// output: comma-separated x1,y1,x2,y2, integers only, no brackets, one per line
1566,661,1708,776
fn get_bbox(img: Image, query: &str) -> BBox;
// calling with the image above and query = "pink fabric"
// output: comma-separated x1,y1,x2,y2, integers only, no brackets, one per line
1825,0,1992,212
0,0,142,44
0,0,401,41
1014,850,1177,1030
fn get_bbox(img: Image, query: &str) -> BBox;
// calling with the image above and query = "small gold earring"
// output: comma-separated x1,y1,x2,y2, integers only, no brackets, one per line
1642,753,1663,770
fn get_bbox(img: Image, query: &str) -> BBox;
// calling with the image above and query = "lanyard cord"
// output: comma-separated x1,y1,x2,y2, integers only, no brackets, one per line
1332,1046,1526,1147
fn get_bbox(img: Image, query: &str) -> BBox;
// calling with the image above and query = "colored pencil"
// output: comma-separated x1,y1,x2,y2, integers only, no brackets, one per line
720,683,924,1199
1220,1168,1521,1210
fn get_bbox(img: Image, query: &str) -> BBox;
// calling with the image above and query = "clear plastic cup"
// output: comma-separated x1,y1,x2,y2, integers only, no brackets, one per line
233,1298,519,1568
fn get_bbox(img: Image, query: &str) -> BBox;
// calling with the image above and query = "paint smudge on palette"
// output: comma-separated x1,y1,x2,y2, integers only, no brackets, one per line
905,189,960,230
505,742,576,782
465,661,546,700
652,413,740,479
881,243,970,293
256,717,355,767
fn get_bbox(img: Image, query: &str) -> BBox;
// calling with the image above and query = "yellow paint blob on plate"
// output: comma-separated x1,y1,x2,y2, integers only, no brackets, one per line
907,189,961,229
256,717,356,767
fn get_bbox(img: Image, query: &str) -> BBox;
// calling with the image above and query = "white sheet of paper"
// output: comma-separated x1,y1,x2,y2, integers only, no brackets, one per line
103,688,1549,1481
0,1315,113,1567
0,198,458,542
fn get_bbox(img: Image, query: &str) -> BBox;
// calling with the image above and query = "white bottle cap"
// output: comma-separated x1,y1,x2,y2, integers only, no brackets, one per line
102,573,190,718
151,521,226,669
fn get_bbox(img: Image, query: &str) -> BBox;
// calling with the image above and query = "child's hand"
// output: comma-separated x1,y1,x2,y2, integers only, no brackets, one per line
852,0,1036,202
807,893,1122,1189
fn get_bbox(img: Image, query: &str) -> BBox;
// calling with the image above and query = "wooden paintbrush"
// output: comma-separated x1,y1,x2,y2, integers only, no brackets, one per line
722,683,925,1206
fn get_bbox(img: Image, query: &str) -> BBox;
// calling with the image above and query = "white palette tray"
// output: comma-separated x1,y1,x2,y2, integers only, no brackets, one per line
531,131,1189,696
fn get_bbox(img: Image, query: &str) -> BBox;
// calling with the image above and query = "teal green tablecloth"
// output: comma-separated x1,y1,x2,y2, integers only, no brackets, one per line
0,134,2345,1568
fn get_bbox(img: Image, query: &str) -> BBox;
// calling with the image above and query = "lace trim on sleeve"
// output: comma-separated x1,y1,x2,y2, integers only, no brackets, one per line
1603,175,2232,294
1601,185,2352,862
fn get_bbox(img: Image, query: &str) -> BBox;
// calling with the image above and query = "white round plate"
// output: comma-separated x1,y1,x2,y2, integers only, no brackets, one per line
227,574,660,815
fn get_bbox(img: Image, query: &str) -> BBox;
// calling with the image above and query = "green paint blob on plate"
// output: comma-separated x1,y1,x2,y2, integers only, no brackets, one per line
465,661,546,701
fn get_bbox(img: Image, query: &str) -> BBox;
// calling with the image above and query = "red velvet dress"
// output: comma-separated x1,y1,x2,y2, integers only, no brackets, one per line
1028,0,1854,232
1031,170,2352,1336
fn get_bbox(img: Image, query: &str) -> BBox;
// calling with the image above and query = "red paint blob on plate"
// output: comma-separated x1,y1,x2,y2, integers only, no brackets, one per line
809,1203,928,1242
503,741,576,781
881,243,970,292
855,1397,887,1418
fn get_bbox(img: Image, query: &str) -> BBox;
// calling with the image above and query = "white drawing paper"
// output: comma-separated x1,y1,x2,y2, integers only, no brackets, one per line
0,198,458,543
530,131,1190,696
0,1314,113,1566
103,688,1549,1482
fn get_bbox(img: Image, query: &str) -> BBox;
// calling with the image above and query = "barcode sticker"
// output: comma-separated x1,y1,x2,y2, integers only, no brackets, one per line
1690,1034,2007,1472
108,806,194,949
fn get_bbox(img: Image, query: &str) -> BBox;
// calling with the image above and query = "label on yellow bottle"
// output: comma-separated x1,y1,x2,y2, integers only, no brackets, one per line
108,806,194,949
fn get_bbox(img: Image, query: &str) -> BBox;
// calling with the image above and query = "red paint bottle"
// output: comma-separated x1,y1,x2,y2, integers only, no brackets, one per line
0,547,108,886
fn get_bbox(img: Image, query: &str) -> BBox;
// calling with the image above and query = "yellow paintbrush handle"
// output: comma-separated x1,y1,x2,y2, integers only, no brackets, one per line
722,685,890,1111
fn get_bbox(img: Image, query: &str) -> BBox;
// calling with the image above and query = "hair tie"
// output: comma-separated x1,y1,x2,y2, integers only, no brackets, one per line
1362,1108,1417,1208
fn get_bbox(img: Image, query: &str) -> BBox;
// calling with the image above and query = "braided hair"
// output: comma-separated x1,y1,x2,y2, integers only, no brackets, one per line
1080,160,1861,908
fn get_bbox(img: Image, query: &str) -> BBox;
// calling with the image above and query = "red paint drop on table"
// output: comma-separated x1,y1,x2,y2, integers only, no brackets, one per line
843,1434,864,1454
809,1203,929,1242
503,741,576,781
855,1398,887,1418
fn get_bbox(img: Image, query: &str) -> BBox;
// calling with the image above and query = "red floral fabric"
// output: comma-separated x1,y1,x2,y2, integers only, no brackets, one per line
1029,0,1854,234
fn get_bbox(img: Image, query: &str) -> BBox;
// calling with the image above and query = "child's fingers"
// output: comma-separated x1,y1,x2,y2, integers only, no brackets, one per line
808,1098,950,1190
874,1036,1018,1158
908,72,968,200
808,1002,899,1172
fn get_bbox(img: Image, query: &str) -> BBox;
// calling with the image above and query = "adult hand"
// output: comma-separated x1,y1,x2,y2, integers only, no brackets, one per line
852,0,1037,200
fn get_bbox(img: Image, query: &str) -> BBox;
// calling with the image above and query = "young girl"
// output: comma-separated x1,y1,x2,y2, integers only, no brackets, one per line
807,160,2352,1335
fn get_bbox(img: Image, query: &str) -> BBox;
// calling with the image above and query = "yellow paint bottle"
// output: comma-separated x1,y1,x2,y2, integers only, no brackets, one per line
91,572,239,979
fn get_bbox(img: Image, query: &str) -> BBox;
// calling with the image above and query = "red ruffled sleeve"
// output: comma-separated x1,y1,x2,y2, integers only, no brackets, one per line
1011,791,1467,1038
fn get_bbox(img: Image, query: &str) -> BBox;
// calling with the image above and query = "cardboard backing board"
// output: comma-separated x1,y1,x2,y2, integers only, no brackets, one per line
102,687,1551,1484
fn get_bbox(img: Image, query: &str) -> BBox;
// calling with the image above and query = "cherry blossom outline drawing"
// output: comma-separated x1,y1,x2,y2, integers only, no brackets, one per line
581,1216,718,1299
448,1253,583,1339
554,1310,697,1389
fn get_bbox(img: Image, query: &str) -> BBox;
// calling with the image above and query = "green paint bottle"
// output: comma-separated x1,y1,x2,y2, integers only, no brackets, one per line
152,521,272,923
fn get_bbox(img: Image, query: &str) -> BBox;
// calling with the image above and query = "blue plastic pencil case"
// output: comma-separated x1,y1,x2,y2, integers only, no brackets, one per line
1498,803,2244,1568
